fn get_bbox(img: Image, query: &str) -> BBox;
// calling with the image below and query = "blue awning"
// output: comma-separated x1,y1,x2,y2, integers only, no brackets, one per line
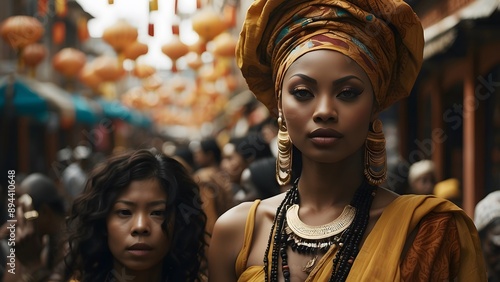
71,95,103,125
98,99,153,128
0,76,48,121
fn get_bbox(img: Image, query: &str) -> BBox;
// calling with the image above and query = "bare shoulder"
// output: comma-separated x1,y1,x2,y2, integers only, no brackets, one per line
209,201,257,282
212,201,256,243
213,193,287,238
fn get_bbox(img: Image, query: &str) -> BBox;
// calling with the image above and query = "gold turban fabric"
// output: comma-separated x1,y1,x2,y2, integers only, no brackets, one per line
237,0,424,115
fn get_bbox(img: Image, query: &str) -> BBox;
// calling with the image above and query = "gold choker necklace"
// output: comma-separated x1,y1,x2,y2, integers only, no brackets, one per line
285,204,356,240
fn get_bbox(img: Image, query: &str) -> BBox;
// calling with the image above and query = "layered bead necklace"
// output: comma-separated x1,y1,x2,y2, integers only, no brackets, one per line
263,178,377,282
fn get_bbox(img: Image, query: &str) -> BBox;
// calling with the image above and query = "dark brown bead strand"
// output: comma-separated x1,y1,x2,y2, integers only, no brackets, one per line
264,178,376,282
329,180,376,281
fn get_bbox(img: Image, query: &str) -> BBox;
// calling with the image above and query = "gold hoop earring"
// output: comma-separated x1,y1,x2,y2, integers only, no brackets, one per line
364,119,387,186
276,114,292,186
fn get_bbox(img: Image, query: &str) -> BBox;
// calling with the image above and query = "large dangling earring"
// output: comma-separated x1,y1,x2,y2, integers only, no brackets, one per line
364,119,387,186
276,114,292,186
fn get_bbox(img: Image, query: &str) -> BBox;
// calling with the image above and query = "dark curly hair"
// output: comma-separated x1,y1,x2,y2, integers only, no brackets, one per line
64,149,207,281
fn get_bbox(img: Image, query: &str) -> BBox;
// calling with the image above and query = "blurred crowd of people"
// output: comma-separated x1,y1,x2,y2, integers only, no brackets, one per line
0,114,284,281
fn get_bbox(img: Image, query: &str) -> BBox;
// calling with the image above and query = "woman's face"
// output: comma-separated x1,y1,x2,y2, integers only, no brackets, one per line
107,178,170,274
221,144,247,183
281,50,375,163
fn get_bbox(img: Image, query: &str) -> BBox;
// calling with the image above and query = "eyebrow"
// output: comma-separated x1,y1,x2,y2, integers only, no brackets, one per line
114,200,167,207
290,74,363,86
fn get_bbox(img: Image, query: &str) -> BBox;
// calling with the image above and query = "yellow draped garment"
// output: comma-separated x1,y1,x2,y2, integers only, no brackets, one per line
235,195,487,281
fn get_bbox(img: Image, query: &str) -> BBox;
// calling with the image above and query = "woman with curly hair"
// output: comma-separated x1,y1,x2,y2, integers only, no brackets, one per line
64,149,207,282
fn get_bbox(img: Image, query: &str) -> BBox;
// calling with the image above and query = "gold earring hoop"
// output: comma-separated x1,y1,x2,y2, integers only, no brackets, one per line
276,114,292,186
364,119,387,186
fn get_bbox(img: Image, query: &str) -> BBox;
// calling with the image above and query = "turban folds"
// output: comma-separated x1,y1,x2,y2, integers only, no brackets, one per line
237,0,424,115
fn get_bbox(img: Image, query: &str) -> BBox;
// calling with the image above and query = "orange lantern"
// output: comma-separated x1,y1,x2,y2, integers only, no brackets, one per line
222,4,237,29
92,56,125,82
142,74,162,91
191,7,226,44
132,63,156,79
102,20,138,59
52,48,86,78
185,52,203,71
22,43,47,68
161,35,189,72
189,38,206,55
79,63,102,91
0,16,44,50
52,21,66,45
123,41,149,61
211,32,237,57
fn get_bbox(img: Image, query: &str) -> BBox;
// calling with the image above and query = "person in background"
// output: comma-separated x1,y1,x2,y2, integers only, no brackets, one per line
221,133,273,197
234,156,280,204
64,149,207,282
209,0,487,280
2,173,66,282
61,146,92,207
408,159,437,195
475,190,500,282
190,138,233,235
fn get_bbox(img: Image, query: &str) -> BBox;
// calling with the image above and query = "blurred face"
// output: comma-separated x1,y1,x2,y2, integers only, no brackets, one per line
221,144,247,183
107,179,170,275
193,149,212,168
281,50,375,163
410,172,436,195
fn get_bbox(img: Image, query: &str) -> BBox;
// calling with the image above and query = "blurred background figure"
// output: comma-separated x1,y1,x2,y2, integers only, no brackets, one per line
434,178,462,206
475,190,500,282
61,146,92,207
234,156,280,204
2,173,66,282
220,133,273,196
190,138,233,235
408,159,437,195
54,147,73,177
170,143,196,174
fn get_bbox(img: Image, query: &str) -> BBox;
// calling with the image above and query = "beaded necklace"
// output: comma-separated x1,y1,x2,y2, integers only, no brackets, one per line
263,178,377,282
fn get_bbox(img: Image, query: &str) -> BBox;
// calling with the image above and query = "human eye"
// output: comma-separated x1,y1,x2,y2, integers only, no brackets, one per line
151,210,167,218
290,87,313,101
337,88,362,101
115,209,131,217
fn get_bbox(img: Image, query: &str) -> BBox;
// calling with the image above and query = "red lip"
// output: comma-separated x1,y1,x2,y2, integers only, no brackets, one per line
308,128,344,138
127,243,153,251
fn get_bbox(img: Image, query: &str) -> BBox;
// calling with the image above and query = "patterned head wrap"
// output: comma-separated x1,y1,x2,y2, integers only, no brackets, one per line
237,0,424,116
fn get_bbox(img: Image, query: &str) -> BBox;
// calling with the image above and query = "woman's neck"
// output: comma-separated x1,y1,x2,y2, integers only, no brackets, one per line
297,148,365,208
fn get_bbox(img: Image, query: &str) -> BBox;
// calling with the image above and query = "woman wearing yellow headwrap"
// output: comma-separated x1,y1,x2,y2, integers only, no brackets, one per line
208,0,487,281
